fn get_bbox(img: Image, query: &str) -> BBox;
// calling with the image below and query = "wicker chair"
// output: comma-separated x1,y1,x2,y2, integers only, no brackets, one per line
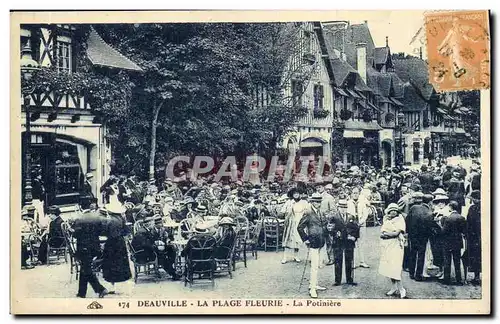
126,239,161,283
183,234,217,288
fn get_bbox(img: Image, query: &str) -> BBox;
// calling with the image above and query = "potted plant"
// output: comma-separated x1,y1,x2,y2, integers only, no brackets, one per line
340,109,352,121
313,109,330,119
433,120,440,127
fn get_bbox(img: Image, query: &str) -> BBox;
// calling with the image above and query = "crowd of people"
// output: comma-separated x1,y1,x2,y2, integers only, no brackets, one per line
20,157,482,299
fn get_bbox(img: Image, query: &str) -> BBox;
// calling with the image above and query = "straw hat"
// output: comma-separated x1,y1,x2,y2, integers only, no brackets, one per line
310,193,322,202
385,203,400,214
432,188,447,196
219,217,235,226
433,194,449,203
338,199,348,208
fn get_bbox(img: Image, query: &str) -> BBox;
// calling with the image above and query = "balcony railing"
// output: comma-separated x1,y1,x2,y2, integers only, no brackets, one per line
297,109,333,127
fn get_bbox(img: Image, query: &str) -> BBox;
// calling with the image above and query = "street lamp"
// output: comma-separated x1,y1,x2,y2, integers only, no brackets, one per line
20,41,40,208
396,112,406,168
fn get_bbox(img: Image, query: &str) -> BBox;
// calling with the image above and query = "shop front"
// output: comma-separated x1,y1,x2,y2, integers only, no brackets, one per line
21,116,110,210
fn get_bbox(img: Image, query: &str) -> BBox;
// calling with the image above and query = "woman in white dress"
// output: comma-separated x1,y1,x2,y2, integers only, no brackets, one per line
281,188,308,264
378,203,407,298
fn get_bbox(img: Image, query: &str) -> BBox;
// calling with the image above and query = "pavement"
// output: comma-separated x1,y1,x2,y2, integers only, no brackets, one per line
19,226,481,300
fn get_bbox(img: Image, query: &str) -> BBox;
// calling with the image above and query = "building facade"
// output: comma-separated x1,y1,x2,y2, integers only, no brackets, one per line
20,25,141,210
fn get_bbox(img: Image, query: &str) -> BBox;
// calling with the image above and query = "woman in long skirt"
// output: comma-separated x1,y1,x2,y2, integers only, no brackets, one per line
379,203,407,298
281,188,307,264
102,207,133,295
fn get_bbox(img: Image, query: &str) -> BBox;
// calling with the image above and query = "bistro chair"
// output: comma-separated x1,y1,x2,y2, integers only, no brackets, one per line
61,222,80,281
214,235,237,278
233,215,250,268
184,234,217,288
126,239,161,283
46,230,68,265
263,216,280,252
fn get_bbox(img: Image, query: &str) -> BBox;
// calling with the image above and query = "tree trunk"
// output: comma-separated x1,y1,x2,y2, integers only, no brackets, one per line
149,101,164,181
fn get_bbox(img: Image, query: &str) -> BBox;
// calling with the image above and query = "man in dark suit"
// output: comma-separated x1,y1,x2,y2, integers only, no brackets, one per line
447,171,466,214
418,165,434,194
72,211,108,298
297,193,329,298
132,217,178,280
466,190,481,284
406,192,433,281
37,206,65,264
329,199,359,286
441,201,466,285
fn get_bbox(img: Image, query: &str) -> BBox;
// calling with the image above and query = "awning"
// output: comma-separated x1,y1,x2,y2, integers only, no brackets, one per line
343,130,365,138
367,101,381,111
378,96,392,103
390,97,404,106
335,88,349,97
357,100,368,109
345,89,362,99
355,90,366,100
437,107,448,115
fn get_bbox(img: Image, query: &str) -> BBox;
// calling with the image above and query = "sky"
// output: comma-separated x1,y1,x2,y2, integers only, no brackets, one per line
328,10,427,56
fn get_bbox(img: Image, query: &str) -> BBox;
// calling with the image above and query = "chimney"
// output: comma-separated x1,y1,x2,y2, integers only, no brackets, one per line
356,43,367,83
386,36,389,47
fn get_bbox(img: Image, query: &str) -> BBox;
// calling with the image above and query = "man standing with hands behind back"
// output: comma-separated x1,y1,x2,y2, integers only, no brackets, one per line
330,199,360,286
297,193,329,299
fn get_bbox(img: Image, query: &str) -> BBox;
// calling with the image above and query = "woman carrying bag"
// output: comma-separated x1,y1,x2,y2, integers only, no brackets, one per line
378,203,408,299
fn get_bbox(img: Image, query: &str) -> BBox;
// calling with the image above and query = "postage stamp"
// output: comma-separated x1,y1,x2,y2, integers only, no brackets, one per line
10,10,490,315
425,10,490,92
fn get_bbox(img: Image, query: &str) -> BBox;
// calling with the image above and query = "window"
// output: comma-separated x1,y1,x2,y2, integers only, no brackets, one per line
56,39,72,73
291,80,304,107
313,85,324,110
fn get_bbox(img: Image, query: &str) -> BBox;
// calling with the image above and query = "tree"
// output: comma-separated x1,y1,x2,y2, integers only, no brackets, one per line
95,22,315,179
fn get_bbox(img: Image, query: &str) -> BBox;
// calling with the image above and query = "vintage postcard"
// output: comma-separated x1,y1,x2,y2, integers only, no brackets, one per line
10,10,490,315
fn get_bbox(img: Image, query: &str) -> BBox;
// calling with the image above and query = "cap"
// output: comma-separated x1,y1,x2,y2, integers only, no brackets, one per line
338,199,348,207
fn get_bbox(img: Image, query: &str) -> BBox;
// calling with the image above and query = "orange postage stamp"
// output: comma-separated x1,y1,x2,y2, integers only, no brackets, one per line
425,10,490,92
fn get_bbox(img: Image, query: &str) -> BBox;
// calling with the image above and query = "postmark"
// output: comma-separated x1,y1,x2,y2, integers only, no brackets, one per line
425,10,490,92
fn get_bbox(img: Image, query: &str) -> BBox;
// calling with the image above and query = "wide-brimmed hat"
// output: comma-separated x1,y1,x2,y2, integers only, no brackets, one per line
433,194,449,203
412,192,424,200
385,203,400,214
310,193,322,202
432,188,447,196
219,217,235,226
